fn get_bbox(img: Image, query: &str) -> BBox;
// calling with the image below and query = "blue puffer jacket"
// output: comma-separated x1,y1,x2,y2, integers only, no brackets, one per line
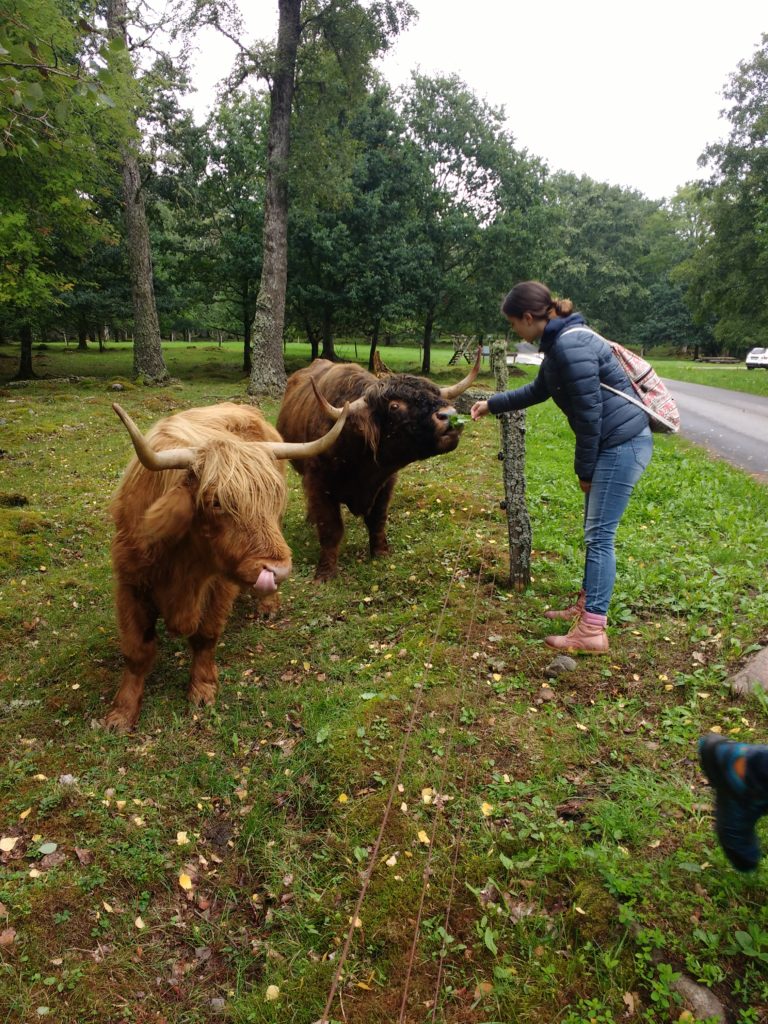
487,313,649,481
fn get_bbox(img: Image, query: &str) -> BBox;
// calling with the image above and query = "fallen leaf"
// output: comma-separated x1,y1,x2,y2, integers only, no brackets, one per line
38,842,57,856
0,928,16,947
421,788,434,804
481,802,494,817
265,984,280,1001
134,916,145,930
0,837,18,853
176,831,189,846
178,873,193,891
417,830,430,845
19,808,32,821
337,793,348,804
385,854,398,867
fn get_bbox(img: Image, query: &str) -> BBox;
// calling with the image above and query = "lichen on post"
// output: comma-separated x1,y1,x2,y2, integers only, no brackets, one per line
490,340,531,590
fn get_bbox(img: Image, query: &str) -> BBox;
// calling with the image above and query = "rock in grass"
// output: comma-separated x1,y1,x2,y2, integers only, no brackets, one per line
544,655,577,678
730,646,768,695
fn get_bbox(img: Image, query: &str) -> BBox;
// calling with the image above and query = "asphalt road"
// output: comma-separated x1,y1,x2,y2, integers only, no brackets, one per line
664,378,768,479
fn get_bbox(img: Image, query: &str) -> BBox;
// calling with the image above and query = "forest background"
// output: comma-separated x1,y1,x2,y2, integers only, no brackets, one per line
2,1,768,392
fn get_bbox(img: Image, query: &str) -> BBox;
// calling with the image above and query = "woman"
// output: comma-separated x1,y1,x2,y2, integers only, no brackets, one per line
471,281,652,654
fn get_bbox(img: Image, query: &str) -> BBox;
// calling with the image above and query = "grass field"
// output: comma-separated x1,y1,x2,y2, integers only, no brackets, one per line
1,340,767,1023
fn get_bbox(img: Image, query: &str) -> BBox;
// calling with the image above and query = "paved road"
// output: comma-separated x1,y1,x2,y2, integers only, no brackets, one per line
664,378,768,478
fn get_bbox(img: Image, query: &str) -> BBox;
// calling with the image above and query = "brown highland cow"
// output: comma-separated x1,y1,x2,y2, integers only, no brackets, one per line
276,352,480,579
107,400,347,732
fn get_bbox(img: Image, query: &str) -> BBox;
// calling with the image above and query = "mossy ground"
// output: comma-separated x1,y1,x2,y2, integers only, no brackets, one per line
0,340,767,1024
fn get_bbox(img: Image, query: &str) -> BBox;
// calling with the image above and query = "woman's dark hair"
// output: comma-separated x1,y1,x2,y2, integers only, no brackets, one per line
501,281,574,320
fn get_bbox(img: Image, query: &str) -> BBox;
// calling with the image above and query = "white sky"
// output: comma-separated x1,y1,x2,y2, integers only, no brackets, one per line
184,1,767,201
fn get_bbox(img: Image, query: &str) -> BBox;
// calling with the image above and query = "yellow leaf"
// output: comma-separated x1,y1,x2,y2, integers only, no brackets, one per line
176,831,189,846
0,837,18,853
481,802,494,817
115,800,126,811
574,905,587,915
709,725,722,734
134,916,145,930
400,802,408,813
385,854,398,867
648,839,661,849
102,901,113,913
349,916,362,928
178,873,193,891
357,981,372,990
575,723,588,732
417,830,430,845
28,868,41,878
19,808,32,821
265,984,280,1001
421,788,434,804
337,793,349,804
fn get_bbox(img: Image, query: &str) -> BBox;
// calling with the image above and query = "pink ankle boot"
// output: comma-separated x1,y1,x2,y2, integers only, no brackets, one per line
544,589,586,620
545,611,609,654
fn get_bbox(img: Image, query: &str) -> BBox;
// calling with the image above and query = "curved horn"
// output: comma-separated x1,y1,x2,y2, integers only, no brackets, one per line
310,378,367,420
439,346,482,400
264,402,351,460
113,403,197,472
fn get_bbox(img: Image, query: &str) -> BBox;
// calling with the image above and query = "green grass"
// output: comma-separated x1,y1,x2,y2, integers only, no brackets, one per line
0,341,767,1023
655,358,768,397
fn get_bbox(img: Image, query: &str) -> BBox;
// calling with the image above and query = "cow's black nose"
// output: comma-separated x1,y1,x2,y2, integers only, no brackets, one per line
435,411,450,421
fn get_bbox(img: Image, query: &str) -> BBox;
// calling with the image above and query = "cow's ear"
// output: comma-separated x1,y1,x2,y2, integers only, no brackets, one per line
140,485,195,544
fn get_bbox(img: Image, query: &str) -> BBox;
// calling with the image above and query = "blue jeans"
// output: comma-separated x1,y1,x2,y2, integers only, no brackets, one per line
582,428,653,616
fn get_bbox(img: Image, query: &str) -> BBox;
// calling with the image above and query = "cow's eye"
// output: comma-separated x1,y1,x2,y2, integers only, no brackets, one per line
388,400,402,413
211,497,223,511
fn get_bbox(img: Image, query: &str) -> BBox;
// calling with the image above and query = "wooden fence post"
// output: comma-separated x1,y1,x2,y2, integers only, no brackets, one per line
490,341,532,590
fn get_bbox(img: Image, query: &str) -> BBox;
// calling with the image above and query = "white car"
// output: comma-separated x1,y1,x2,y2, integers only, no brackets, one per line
746,346,768,369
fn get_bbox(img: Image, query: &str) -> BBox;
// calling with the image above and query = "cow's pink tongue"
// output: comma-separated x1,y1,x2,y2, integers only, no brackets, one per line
254,568,277,594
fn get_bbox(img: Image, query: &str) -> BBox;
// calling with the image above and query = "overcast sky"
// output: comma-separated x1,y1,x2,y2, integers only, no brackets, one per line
185,1,767,201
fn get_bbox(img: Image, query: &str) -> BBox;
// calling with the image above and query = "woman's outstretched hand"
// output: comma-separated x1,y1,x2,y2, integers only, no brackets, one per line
470,400,490,421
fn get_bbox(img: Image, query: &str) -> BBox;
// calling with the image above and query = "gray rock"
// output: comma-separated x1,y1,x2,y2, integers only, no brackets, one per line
670,974,726,1022
730,646,768,695
544,655,577,678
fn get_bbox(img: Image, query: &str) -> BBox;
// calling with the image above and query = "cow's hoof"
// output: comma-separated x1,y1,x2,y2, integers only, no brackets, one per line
313,563,338,582
371,546,390,559
103,707,138,734
188,681,217,707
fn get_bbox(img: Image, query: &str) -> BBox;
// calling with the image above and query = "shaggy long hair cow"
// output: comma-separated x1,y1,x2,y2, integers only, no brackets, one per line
107,400,347,732
276,352,480,579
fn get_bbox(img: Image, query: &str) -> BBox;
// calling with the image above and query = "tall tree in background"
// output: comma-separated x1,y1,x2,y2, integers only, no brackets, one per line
204,0,415,395
676,34,768,352
400,74,536,372
0,0,116,378
247,0,301,395
105,0,169,382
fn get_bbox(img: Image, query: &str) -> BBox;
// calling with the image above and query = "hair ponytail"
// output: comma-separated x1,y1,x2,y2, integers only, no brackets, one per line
501,281,573,320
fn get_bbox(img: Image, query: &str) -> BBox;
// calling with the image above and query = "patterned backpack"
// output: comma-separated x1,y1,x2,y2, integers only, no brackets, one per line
561,328,681,434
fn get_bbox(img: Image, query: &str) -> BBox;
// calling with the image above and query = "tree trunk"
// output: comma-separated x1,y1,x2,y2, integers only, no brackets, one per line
248,0,301,397
303,316,320,360
106,0,169,385
421,308,435,374
367,318,381,372
320,306,336,360
14,324,36,380
77,317,88,350
491,341,531,590
121,150,169,382
243,297,252,374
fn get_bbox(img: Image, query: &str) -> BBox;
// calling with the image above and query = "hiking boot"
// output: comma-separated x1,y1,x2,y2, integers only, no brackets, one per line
544,611,609,654
544,589,586,620
698,734,768,872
